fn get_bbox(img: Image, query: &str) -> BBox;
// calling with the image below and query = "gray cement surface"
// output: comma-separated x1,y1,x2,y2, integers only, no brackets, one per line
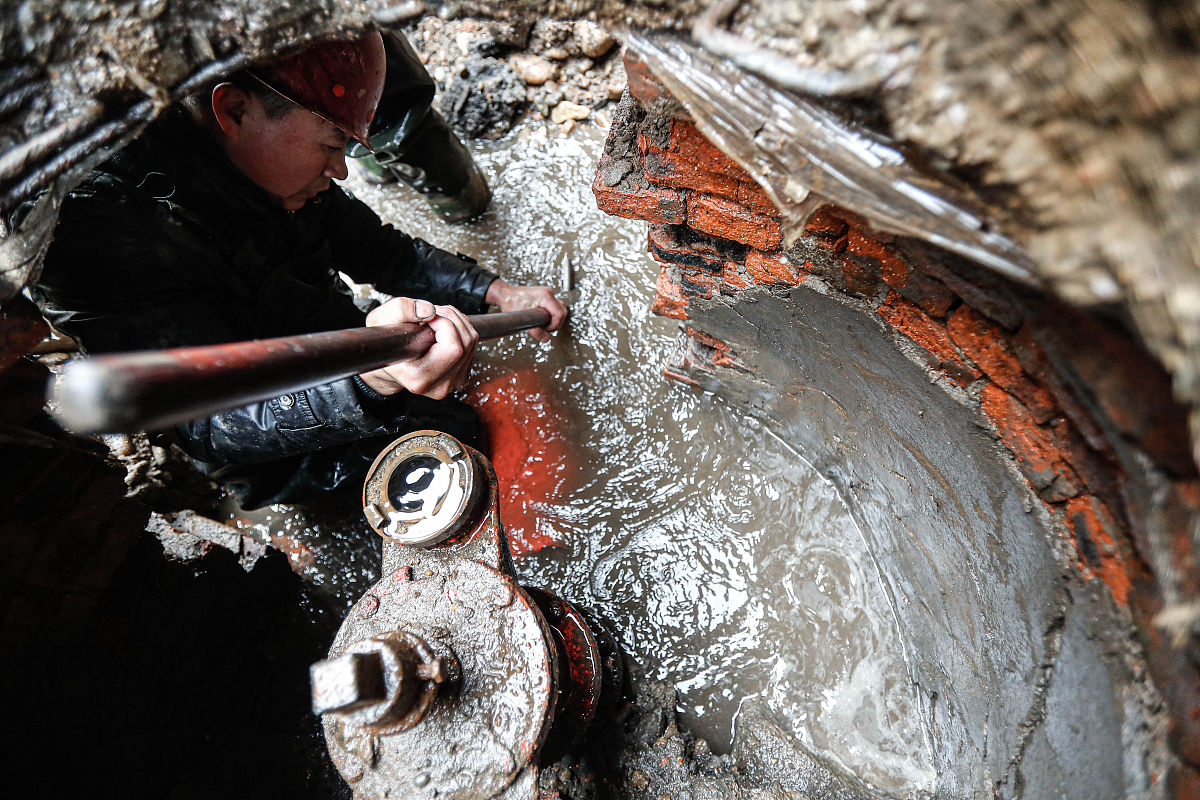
675,282,1171,798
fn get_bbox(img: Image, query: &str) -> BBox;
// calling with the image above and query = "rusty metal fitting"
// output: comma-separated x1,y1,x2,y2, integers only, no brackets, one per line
320,432,607,799
311,630,457,735
362,430,483,546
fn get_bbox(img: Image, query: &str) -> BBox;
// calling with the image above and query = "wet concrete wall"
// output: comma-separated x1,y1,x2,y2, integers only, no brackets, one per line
685,281,1160,798
595,52,1199,798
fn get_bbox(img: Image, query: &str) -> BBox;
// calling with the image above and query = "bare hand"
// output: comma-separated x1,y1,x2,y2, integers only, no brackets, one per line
485,279,568,343
358,297,479,398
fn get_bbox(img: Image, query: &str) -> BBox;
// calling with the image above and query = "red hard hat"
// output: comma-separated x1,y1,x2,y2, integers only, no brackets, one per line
250,31,386,148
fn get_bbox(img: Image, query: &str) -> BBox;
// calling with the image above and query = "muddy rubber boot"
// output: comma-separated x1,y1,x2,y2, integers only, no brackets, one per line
372,110,492,223
348,31,491,222
352,153,397,185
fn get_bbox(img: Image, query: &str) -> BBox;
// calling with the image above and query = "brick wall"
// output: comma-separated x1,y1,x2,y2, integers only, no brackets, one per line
597,50,1200,793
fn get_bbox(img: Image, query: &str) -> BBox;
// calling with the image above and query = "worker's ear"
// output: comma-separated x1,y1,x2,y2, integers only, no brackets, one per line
210,83,252,142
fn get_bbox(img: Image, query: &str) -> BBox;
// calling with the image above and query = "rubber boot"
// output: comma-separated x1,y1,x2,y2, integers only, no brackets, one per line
348,31,492,223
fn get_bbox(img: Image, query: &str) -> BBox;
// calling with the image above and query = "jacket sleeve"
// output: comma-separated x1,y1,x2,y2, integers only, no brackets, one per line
174,376,410,466
34,190,413,467
322,186,498,313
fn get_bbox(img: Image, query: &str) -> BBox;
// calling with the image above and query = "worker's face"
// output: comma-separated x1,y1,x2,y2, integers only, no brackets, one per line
216,89,350,211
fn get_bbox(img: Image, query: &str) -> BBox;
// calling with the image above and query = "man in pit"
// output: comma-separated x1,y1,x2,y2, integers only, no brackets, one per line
30,31,567,508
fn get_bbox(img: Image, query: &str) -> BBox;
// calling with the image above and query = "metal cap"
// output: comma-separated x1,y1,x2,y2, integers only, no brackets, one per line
362,431,483,546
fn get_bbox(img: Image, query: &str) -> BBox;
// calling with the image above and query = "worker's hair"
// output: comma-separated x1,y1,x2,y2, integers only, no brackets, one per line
183,69,298,120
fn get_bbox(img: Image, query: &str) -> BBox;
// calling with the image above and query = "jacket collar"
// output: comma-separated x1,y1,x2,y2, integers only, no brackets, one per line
101,106,289,226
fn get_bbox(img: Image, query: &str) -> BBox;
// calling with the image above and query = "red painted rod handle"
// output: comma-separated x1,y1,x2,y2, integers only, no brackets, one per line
48,307,553,434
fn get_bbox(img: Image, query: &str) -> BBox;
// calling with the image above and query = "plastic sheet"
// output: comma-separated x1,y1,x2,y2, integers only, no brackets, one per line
627,33,1040,286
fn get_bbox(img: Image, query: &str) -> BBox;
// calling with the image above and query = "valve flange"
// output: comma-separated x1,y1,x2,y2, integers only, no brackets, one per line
314,430,607,800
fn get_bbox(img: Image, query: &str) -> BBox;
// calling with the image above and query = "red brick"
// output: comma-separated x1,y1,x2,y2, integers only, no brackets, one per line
1135,582,1200,769
899,271,956,317
1051,417,1120,501
1049,303,1195,478
842,248,882,298
722,261,749,289
1011,323,1112,455
877,293,981,387
623,51,689,118
651,265,688,320
845,230,955,316
641,145,739,198
647,223,743,272
737,181,778,216
745,249,805,286
980,383,1083,501
661,366,700,386
948,306,1057,422
687,193,782,250
846,230,906,287
685,327,745,372
685,326,725,350
1063,494,1139,607
679,269,720,299
818,205,870,232
269,533,318,573
592,169,686,224
668,120,754,182
804,206,850,242
712,348,746,370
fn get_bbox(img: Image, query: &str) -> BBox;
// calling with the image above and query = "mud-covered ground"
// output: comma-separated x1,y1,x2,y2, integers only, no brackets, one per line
404,16,627,139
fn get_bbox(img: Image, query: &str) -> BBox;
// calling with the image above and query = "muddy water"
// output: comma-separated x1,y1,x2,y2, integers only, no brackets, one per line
233,122,935,795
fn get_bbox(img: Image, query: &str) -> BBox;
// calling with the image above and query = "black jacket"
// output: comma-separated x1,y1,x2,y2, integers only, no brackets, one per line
32,107,496,507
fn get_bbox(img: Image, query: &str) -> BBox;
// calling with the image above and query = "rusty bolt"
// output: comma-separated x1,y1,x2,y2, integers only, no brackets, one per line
312,631,456,734
311,651,387,716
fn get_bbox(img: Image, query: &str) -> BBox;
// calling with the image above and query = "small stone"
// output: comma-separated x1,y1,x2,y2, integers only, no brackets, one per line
529,19,574,57
487,20,532,48
455,31,473,56
561,119,576,135
509,53,556,86
543,47,570,61
573,21,615,58
550,100,590,124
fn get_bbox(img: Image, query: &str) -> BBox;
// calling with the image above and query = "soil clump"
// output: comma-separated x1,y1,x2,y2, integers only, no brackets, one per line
405,16,627,139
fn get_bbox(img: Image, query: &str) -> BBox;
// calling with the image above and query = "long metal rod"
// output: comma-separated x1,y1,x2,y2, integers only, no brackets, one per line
48,307,552,434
